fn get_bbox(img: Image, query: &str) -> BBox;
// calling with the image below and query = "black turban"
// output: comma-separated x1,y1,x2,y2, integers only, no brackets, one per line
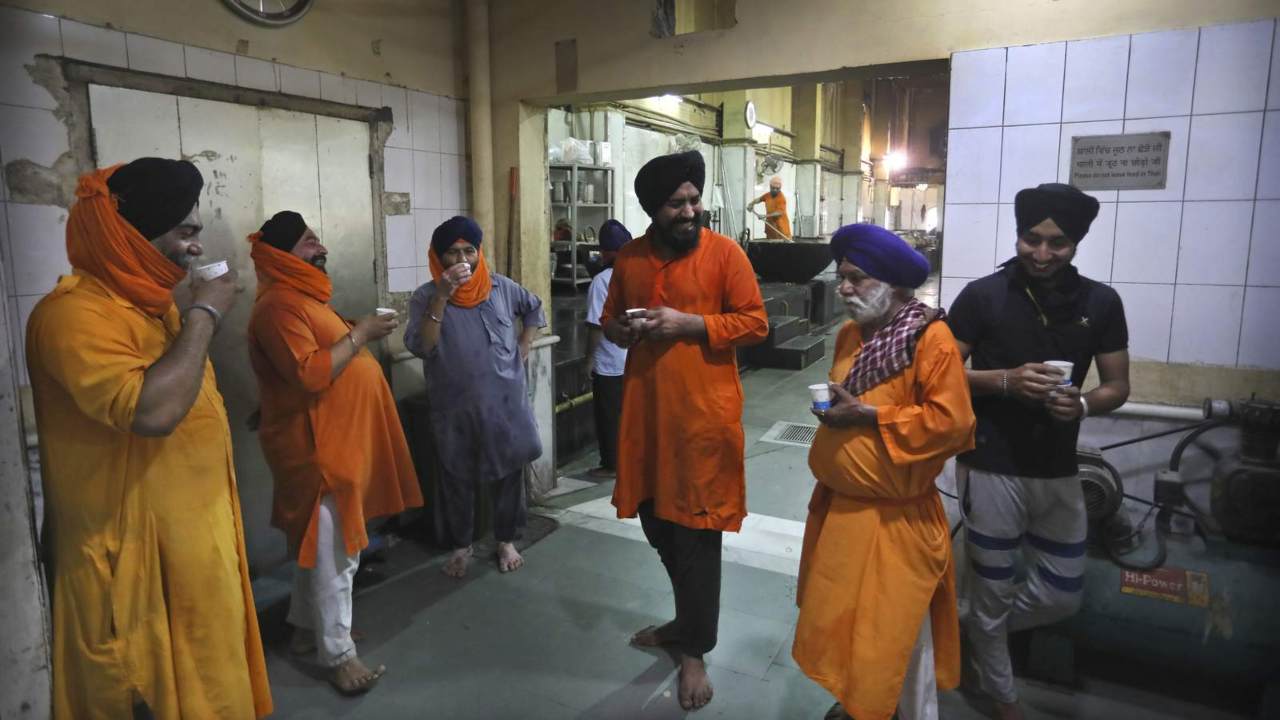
634,151,705,217
106,157,204,240
431,215,483,257
259,211,308,252
1014,183,1100,242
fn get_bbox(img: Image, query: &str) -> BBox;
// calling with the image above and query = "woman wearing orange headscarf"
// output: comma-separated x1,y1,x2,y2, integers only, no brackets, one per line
26,158,271,719
403,216,546,578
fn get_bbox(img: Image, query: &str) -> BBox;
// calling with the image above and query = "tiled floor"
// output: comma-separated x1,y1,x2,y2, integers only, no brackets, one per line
265,308,1249,719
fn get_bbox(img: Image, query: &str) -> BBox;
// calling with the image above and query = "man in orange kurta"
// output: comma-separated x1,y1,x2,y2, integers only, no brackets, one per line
602,150,768,711
247,211,422,695
748,174,793,239
794,223,976,720
26,158,272,719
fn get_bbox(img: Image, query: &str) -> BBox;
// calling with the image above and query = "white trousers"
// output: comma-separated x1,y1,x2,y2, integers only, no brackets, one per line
287,495,361,667
898,612,938,720
958,463,1087,704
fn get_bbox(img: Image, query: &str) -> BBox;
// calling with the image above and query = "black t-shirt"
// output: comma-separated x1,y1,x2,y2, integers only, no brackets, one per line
947,265,1128,478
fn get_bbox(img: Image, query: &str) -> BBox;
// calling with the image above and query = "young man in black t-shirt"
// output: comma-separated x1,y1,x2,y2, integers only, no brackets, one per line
947,183,1131,720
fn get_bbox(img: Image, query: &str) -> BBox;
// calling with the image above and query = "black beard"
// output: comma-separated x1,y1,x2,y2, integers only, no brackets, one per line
655,215,702,254
310,256,328,274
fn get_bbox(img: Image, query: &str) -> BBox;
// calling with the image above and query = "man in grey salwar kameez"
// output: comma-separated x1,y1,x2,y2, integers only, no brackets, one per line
404,216,546,577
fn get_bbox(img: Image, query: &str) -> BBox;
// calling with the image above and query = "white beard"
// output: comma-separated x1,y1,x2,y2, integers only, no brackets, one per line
845,282,892,324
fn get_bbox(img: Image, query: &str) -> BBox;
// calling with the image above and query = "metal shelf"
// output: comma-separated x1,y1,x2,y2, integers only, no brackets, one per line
549,162,615,294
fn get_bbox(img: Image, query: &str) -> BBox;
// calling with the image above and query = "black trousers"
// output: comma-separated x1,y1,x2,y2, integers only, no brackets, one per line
591,373,624,470
637,500,722,658
440,469,526,549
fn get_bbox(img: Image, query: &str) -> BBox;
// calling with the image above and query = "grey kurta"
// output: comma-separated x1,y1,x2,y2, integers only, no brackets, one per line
404,273,546,484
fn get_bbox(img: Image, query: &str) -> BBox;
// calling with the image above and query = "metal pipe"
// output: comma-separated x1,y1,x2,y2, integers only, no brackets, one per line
1108,402,1205,422
555,392,593,414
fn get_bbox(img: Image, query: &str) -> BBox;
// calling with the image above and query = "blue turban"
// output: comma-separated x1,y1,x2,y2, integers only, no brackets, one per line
830,223,930,289
634,151,705,216
431,215,482,257
598,219,632,252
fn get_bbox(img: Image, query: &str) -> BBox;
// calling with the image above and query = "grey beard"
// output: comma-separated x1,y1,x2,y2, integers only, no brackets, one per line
845,283,891,324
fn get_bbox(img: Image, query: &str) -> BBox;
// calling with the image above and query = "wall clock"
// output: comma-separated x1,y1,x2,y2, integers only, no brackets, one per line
222,0,314,26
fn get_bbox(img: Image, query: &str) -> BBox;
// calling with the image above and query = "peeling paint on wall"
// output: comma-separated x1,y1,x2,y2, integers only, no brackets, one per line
4,154,78,207
382,191,410,215
13,58,92,208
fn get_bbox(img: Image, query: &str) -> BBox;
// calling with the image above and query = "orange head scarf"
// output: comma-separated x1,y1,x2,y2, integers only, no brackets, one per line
428,245,492,308
248,231,333,304
65,165,188,316
427,216,492,308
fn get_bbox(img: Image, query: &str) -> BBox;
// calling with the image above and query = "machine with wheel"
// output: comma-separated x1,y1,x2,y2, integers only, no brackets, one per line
1029,397,1280,716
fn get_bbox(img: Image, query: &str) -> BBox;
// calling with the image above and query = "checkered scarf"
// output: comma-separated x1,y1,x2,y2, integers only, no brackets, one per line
843,298,945,396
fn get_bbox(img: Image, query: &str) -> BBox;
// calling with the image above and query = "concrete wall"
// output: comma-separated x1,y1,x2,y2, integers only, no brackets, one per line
2,0,463,97
488,0,1276,104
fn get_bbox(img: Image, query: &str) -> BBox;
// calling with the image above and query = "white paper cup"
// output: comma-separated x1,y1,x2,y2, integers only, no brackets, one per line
625,308,647,321
194,260,229,281
1045,360,1074,387
809,383,833,410
376,307,398,317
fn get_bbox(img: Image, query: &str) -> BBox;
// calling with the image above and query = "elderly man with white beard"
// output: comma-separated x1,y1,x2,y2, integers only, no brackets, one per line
792,223,975,720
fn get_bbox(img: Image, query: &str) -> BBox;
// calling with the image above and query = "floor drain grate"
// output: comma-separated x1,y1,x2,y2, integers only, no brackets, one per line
760,421,818,448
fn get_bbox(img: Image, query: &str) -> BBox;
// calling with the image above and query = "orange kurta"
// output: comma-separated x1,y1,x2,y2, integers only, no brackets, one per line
248,285,422,568
757,191,792,239
602,227,768,530
793,320,976,720
28,272,272,720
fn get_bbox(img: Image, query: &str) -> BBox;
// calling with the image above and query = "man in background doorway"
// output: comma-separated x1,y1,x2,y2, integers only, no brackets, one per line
603,150,768,710
947,183,1131,720
583,219,633,479
404,216,546,578
247,210,422,696
748,174,793,239
27,158,271,719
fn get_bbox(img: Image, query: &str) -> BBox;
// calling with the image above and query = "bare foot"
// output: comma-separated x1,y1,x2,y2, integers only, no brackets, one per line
290,626,365,655
328,656,385,696
678,655,713,710
497,542,524,573
442,546,473,578
995,700,1025,720
630,620,682,648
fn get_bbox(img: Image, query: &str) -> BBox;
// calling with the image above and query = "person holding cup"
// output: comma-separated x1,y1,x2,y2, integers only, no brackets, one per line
25,158,272,718
947,184,1131,720
601,151,768,711
247,210,421,696
795,224,976,720
404,216,546,579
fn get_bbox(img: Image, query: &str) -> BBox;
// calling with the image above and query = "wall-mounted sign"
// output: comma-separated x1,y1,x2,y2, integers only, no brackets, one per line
1069,131,1171,190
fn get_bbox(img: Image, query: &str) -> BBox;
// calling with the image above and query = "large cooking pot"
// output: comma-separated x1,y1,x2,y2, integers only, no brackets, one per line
745,238,833,284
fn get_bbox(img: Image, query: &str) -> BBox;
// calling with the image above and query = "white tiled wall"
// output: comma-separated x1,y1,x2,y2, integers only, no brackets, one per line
943,18,1280,370
0,5,469,381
